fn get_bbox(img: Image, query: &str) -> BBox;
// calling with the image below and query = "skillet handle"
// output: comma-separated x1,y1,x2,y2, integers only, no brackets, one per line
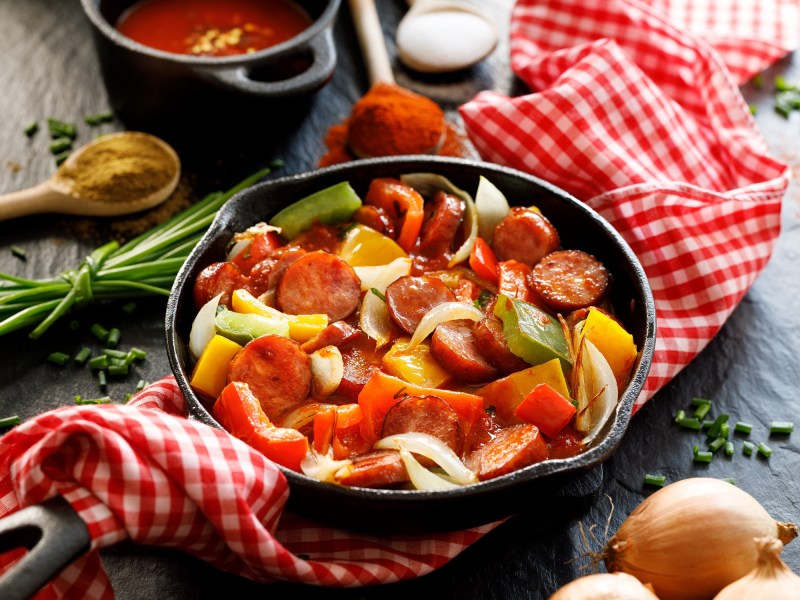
0,496,91,600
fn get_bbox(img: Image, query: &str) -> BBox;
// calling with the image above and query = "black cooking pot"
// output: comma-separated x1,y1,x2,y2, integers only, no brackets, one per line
167,156,656,532
80,0,341,131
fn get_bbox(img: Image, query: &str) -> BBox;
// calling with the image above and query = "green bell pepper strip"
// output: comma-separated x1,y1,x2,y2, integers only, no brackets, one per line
269,181,362,240
215,309,290,346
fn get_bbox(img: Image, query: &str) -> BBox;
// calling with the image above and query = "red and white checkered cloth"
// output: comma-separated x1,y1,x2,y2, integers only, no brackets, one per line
0,0,797,597
460,0,797,409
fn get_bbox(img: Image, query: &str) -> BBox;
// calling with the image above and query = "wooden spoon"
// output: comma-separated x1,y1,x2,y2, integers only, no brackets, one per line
347,0,446,158
0,132,180,221
396,0,498,73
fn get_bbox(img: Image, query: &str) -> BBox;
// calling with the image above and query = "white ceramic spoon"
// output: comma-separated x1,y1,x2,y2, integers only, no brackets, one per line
0,132,180,221
396,0,498,73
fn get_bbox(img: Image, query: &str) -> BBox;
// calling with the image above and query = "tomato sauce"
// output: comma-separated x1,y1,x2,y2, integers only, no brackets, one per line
116,0,312,57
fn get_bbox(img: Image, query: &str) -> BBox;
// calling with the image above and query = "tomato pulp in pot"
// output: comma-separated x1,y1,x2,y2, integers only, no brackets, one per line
115,0,312,57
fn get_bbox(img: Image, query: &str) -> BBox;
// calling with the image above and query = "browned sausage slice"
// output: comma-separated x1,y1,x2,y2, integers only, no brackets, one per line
352,205,397,239
430,320,497,383
300,320,361,354
530,250,609,312
277,250,362,321
385,275,456,334
193,261,248,309
248,246,307,297
227,335,312,422
336,335,383,401
497,259,537,303
465,424,549,481
412,191,465,273
381,395,463,457
333,450,409,488
472,315,529,374
492,207,560,266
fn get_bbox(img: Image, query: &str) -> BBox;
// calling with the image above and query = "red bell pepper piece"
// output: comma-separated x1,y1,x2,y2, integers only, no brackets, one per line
513,383,576,438
231,230,283,273
469,237,499,283
364,178,424,252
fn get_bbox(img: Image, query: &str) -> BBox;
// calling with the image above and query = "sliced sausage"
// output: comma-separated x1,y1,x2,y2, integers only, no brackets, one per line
290,224,342,254
277,250,362,321
352,205,397,239
473,315,529,374
492,207,560,266
193,261,248,309
336,335,383,400
412,191,465,273
430,320,497,383
465,424,549,481
497,259,537,303
333,450,409,488
385,275,456,335
300,321,361,354
248,246,307,296
453,278,482,303
381,395,463,457
530,250,609,312
227,335,312,422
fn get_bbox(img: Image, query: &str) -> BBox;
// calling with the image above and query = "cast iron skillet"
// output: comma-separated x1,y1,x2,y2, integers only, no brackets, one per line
0,158,655,598
167,156,656,532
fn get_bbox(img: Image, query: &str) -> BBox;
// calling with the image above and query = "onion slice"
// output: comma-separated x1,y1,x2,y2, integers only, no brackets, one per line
475,175,510,244
301,449,351,483
398,449,460,491
309,346,343,397
572,337,619,446
407,302,484,351
279,402,335,430
359,257,412,347
189,292,221,360
375,432,478,485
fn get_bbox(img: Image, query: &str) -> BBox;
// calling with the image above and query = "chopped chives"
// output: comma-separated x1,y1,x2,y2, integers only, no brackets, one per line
674,409,686,422
47,351,70,366
677,417,701,430
91,323,110,342
707,414,729,439
49,138,73,155
769,421,794,435
743,441,755,456
0,415,21,428
702,419,715,429
693,402,711,420
122,301,137,314
108,357,127,367
106,327,121,349
693,444,699,455
775,75,795,92
10,245,27,260
748,104,758,116
724,442,734,456
720,423,730,439
752,73,764,89
734,422,752,435
88,355,108,370
73,347,92,365
370,288,386,302
76,396,113,405
691,397,711,407
54,151,71,167
108,364,129,376
270,158,285,169
47,118,77,139
720,477,736,485
24,122,39,137
136,379,147,391
98,370,107,391
644,474,666,487
103,349,128,359
84,111,114,125
757,442,773,458
129,347,147,361
708,437,726,453
693,451,713,464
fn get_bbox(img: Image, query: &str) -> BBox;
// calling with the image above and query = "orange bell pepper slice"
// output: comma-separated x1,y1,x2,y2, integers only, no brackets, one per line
514,383,576,438
364,178,424,253
213,381,309,472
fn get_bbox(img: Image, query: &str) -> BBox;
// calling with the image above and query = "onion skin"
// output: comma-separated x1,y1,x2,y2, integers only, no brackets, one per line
549,572,659,599
713,538,800,599
605,478,798,600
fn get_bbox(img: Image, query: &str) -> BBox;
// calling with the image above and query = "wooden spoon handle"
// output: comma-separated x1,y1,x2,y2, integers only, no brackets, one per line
348,0,395,85
0,182,66,221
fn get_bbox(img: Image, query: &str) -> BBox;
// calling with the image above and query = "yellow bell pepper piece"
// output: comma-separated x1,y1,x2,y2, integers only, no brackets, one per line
190,335,243,400
288,313,329,343
580,307,637,388
382,338,451,388
232,288,328,343
232,289,287,320
477,358,570,425
338,224,407,267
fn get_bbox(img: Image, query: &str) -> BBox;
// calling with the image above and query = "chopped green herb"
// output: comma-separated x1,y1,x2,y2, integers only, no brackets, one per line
98,370,107,391
0,415,21,428
129,347,147,361
691,397,711,407
706,414,729,439
734,421,752,435
108,356,127,367
108,364,129,376
122,301,137,314
769,421,794,435
748,104,758,116
49,137,73,155
708,437,726,453
674,409,686,422
724,441,734,457
88,355,108,370
76,396,113,405
107,327,121,349
84,111,114,125
693,451,713,464
775,75,797,92
73,347,92,365
774,89,800,118
644,474,666,487
136,379,148,392
693,402,711,420
720,423,730,439
720,477,736,485
103,348,128,360
24,122,39,137
702,419,715,430
47,351,70,366
91,323,110,342
743,441,755,456
10,245,27,260
756,442,773,458
47,118,77,139
752,73,764,89
54,151,71,167
370,288,386,302
474,289,492,310
677,417,702,430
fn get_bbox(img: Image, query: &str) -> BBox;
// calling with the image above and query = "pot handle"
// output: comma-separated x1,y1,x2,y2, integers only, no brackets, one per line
206,29,337,97
0,496,91,600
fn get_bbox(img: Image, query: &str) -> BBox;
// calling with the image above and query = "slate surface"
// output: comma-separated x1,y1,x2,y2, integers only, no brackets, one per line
0,1,798,598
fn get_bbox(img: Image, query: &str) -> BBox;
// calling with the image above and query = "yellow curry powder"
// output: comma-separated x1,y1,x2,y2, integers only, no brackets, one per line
57,132,178,203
